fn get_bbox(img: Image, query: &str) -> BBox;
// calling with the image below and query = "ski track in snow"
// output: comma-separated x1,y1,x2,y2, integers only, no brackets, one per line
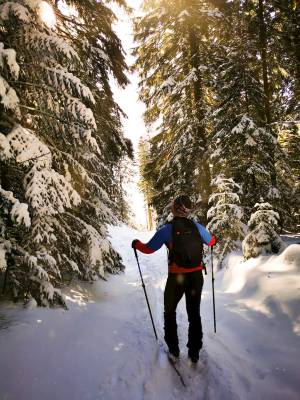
0,225,299,400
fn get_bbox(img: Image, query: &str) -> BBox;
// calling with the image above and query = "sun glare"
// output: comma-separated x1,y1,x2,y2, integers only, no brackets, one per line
39,1,56,28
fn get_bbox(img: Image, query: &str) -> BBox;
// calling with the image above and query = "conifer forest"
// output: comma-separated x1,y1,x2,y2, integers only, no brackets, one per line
0,0,299,308
0,2,300,400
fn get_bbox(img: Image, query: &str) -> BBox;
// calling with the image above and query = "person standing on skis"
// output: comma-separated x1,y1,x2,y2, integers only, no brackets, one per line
131,195,216,363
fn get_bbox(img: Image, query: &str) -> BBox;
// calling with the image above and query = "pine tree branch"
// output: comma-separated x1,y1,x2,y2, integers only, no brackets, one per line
17,152,51,165
8,80,56,93
18,104,93,131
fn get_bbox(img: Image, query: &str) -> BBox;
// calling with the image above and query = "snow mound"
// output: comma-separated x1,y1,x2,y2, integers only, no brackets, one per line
223,244,300,293
222,245,300,336
278,244,300,270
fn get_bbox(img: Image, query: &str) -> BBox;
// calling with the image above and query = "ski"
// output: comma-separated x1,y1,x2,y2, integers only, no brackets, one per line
159,343,186,387
166,352,187,387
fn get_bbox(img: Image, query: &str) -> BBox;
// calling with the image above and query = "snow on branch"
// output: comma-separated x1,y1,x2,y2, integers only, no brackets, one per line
0,185,31,227
0,42,20,78
0,124,81,217
249,202,280,229
0,42,20,110
65,96,97,130
64,212,115,279
0,124,51,167
268,187,281,199
211,175,242,192
44,66,95,104
243,203,285,259
0,242,7,271
83,223,111,278
207,175,245,265
246,163,269,176
25,168,81,215
0,2,31,23
207,203,243,220
0,75,19,109
23,29,80,61
209,192,240,203
232,115,255,133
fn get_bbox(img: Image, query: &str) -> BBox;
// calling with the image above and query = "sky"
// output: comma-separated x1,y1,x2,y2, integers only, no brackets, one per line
111,0,150,229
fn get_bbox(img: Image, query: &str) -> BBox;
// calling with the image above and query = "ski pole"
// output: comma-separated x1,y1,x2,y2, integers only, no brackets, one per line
133,249,186,387
133,248,158,340
211,246,217,333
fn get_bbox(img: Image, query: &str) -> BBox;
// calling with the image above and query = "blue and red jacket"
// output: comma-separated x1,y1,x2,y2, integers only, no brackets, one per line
135,221,216,273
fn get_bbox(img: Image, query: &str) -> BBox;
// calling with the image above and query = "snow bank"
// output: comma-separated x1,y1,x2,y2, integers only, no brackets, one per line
223,245,300,333
224,244,300,291
209,243,300,400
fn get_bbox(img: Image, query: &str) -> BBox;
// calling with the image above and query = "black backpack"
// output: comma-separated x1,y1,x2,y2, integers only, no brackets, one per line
169,217,203,268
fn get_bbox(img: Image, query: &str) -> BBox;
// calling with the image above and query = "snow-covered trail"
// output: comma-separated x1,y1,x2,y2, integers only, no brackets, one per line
106,225,242,400
0,225,299,400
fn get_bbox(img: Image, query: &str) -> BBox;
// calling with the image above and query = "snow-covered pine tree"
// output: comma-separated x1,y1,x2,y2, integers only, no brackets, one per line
60,0,133,221
243,201,285,259
207,0,286,221
134,0,222,223
269,0,300,119
135,0,298,238
207,175,245,268
0,0,130,305
210,115,279,220
277,123,300,231
208,0,300,231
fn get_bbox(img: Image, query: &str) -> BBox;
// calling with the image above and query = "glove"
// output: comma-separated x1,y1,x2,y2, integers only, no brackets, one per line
131,239,139,249
209,235,217,246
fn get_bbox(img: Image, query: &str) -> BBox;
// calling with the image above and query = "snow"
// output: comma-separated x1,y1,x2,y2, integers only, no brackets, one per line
0,43,20,78
0,125,81,234
24,0,41,9
0,225,300,399
268,187,281,199
0,186,31,227
232,115,255,134
0,124,51,167
207,203,243,220
0,75,19,110
83,223,111,278
45,67,95,104
0,243,6,271
25,168,81,215
245,135,256,146
160,77,176,91
0,2,31,23
248,207,279,229
24,30,79,60
65,96,97,130
178,10,189,19
11,201,31,227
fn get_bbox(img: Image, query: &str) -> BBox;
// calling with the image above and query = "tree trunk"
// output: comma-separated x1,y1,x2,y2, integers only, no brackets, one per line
145,186,153,230
257,0,272,125
186,20,211,224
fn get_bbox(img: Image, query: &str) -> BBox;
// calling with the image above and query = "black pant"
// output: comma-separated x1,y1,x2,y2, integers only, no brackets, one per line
164,271,204,353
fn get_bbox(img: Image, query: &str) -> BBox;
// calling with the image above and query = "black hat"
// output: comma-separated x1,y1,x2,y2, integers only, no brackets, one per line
172,195,192,216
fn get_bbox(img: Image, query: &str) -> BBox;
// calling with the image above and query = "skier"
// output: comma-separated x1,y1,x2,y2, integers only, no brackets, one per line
132,195,216,363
